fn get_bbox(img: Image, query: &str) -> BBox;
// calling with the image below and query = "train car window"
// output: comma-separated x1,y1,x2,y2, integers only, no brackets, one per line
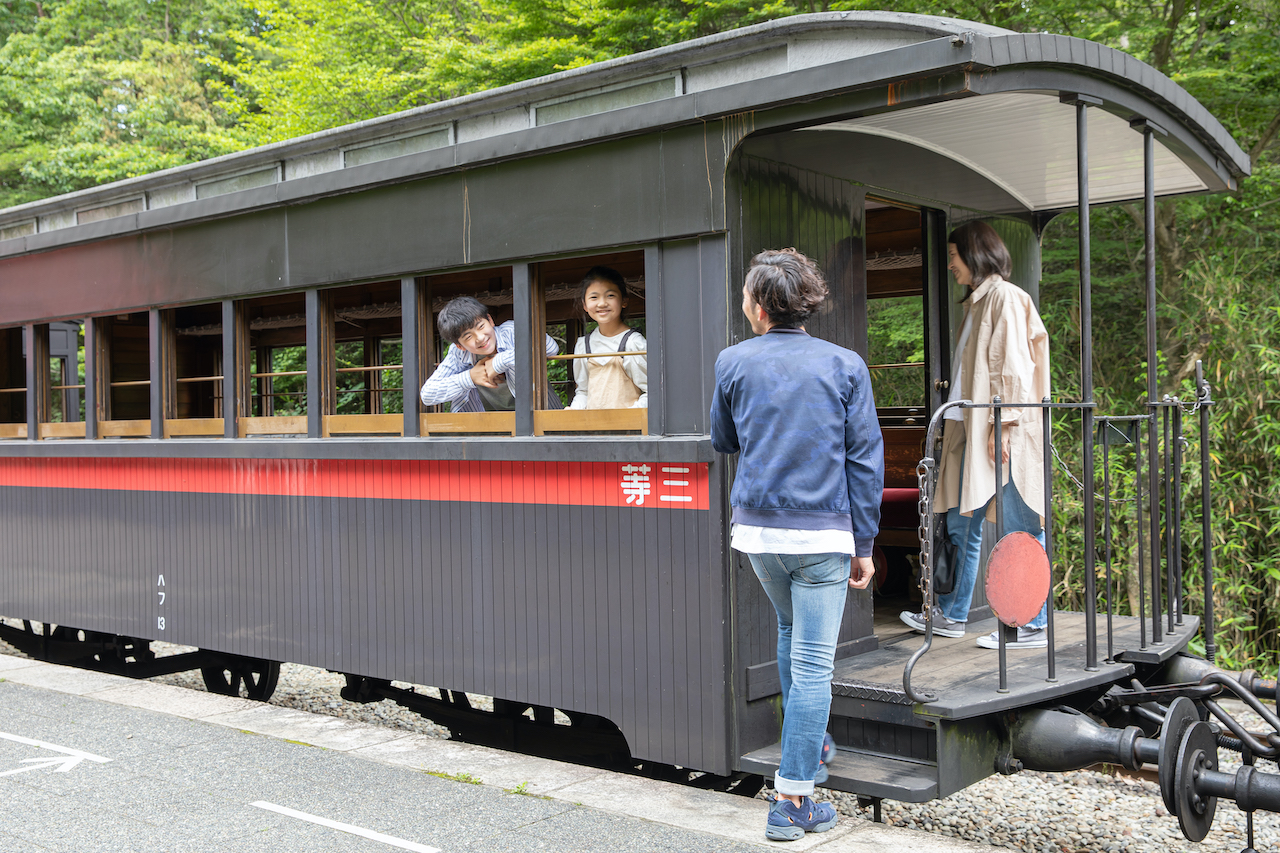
865,201,927,492
531,251,647,436
419,265,518,437
241,292,308,437
321,279,404,437
0,327,25,438
40,321,86,439
93,313,150,438
165,303,225,438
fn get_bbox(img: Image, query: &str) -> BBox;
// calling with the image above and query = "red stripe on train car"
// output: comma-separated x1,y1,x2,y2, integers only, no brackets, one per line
0,457,711,510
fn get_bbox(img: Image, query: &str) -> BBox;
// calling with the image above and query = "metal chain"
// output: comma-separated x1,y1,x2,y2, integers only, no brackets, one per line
915,458,934,602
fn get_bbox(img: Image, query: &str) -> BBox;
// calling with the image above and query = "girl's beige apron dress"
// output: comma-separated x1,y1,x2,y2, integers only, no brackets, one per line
584,329,641,409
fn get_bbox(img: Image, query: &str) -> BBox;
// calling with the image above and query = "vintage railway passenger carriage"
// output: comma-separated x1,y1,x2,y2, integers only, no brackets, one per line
1,12,1277,843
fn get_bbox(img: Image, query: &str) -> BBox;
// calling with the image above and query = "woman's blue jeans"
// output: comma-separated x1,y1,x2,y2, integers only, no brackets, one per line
937,478,1048,629
747,552,850,796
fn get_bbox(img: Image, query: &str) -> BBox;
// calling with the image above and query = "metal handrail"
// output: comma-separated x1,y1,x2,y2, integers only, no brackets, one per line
904,397,1096,704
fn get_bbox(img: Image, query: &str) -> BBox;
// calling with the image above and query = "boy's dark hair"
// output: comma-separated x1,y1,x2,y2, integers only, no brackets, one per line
948,221,1012,284
745,248,828,329
437,296,491,344
578,266,628,318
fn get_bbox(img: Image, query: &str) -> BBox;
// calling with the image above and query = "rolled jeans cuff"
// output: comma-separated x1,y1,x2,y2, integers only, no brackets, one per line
774,771,815,797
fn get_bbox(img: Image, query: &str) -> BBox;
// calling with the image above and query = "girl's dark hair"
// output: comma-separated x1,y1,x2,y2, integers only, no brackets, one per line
745,248,828,328
948,221,1012,284
578,266,628,319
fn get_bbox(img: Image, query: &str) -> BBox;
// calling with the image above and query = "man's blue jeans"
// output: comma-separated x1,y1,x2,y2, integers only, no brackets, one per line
747,552,850,796
938,478,1048,630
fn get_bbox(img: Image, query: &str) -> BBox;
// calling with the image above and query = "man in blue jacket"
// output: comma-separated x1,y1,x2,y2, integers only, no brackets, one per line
711,248,884,842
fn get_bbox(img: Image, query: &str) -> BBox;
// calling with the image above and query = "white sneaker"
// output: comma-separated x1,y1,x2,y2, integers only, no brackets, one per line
976,627,1047,649
899,608,966,639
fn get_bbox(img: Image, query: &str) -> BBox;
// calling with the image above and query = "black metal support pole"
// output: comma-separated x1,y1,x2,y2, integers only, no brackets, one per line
1154,401,1168,645
1076,98,1099,671
1141,124,1164,651
1197,361,1216,663
1135,424,1148,651
995,397,1004,539
1172,400,1184,628
995,397,1008,693
1102,419,1114,664
1044,399,1057,680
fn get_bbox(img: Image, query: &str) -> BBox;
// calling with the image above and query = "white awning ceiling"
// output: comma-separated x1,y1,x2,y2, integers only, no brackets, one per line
809,92,1207,211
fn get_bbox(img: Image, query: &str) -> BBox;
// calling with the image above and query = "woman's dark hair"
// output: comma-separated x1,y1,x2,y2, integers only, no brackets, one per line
948,221,1012,284
745,248,828,328
437,296,490,344
578,266,628,319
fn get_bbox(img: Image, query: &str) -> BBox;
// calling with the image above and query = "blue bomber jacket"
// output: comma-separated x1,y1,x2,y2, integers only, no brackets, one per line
710,328,884,558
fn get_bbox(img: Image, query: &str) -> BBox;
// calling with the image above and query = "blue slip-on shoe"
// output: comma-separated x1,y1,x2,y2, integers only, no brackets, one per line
766,795,839,842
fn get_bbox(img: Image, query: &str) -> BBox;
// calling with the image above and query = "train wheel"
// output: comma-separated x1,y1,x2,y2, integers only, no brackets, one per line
201,656,281,701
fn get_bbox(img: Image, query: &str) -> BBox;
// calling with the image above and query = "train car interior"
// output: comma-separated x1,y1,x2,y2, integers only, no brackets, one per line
242,291,308,436
531,250,646,436
167,302,224,438
97,312,149,437
319,279,404,438
0,327,21,436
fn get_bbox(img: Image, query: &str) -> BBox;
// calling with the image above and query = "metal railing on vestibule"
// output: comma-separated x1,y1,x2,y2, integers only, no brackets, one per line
902,98,1217,703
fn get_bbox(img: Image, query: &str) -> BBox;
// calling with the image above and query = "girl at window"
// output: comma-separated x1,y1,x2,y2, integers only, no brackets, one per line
568,266,647,409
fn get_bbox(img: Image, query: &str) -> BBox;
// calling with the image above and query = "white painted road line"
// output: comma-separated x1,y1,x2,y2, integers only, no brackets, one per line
0,731,111,776
250,801,441,853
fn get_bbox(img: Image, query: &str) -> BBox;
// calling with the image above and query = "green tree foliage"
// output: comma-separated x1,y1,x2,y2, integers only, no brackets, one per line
209,0,482,143
0,0,253,206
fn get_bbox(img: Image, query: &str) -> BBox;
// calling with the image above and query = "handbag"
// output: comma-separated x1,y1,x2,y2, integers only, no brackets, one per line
932,515,959,596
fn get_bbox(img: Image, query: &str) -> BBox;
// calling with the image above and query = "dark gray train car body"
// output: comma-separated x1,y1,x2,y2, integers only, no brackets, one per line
0,11,1251,792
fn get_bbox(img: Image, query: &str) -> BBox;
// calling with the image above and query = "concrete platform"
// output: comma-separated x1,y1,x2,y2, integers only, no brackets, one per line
0,652,996,852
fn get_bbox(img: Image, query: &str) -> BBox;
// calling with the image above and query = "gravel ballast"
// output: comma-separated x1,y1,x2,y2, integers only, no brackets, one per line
2,628,1276,852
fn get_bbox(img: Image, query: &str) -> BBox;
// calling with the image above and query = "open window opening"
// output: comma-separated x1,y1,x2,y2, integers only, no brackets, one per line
321,279,404,437
42,321,86,438
418,265,518,436
242,293,307,437
166,303,225,438
0,327,25,438
532,250,647,436
93,313,150,438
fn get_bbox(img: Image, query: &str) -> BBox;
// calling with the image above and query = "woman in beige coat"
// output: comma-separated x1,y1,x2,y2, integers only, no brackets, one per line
900,221,1051,649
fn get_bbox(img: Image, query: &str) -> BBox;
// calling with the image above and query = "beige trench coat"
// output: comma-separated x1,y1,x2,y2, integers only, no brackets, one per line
934,275,1051,522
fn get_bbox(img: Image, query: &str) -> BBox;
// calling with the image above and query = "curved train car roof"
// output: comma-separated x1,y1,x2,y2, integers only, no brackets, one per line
0,11,1251,323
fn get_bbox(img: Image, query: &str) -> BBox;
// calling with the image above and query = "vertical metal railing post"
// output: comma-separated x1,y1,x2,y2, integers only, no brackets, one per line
1043,399,1057,681
1074,97,1100,671
1102,418,1115,664
1136,121,1164,655
994,397,1008,693
1197,361,1216,662
1135,423,1148,651
1154,399,1168,645
1172,399,1184,628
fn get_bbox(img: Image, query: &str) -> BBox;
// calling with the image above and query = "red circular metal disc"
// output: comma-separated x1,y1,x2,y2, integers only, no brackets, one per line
984,531,1050,627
